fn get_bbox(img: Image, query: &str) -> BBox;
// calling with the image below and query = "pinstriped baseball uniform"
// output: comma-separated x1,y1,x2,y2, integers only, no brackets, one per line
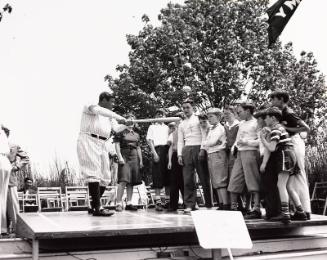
77,104,125,185
0,129,11,233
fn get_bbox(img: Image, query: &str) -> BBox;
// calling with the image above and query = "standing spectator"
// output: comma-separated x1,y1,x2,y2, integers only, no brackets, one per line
223,106,239,175
198,114,214,207
260,107,307,223
178,99,212,214
146,108,170,211
202,108,229,210
2,127,29,234
167,120,184,212
228,103,261,219
254,109,281,219
114,114,143,212
0,126,11,236
270,90,311,219
77,92,127,217
19,177,36,194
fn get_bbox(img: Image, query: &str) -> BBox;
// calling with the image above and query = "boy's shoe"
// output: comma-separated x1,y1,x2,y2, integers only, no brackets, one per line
93,209,115,217
115,204,123,212
155,203,164,212
306,212,311,220
88,208,94,214
244,210,262,219
125,204,138,211
167,207,177,212
291,211,307,221
184,208,192,214
270,214,291,224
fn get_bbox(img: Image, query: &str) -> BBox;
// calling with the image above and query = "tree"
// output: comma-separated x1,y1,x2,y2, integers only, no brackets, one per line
0,3,12,22
105,0,326,177
108,0,325,118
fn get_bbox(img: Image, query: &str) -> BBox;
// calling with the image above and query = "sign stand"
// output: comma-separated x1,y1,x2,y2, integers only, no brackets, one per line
191,211,252,260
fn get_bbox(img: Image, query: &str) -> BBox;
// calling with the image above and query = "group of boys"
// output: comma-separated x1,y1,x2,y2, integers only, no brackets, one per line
146,90,311,224
78,90,311,223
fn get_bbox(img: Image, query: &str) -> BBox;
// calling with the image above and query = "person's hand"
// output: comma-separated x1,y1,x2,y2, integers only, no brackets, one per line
198,149,206,161
237,138,248,146
140,161,144,169
178,156,183,166
118,157,125,165
12,165,19,172
260,163,266,173
126,119,134,126
153,153,160,163
259,131,265,140
167,161,172,170
117,118,127,124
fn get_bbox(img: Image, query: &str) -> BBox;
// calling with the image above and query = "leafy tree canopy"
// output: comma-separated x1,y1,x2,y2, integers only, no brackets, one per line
106,0,326,143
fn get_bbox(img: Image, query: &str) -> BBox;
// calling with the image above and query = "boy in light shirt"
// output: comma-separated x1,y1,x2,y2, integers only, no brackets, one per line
228,103,261,219
202,108,229,210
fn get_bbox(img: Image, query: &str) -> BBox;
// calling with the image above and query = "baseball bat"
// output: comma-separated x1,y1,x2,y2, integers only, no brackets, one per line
131,117,181,124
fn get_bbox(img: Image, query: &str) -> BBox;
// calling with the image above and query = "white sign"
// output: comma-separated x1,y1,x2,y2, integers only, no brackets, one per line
191,210,253,249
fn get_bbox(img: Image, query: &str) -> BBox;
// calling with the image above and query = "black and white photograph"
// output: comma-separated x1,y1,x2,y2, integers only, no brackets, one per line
0,0,327,259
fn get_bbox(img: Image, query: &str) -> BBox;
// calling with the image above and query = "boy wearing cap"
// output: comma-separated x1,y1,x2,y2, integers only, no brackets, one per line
146,108,170,211
227,103,261,219
202,108,229,210
270,90,311,219
260,107,307,223
253,109,281,219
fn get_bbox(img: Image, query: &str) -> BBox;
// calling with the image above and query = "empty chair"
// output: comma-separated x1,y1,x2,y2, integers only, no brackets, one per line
65,186,89,211
100,186,117,210
37,187,63,212
311,181,327,215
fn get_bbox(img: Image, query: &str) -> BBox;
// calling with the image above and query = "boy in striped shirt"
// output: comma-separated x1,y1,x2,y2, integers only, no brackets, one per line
260,107,307,224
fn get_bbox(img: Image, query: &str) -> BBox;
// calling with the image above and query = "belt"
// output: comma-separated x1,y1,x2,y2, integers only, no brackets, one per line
90,134,108,141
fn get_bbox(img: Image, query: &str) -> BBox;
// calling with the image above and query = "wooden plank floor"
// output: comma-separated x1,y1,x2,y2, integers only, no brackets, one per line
16,210,327,240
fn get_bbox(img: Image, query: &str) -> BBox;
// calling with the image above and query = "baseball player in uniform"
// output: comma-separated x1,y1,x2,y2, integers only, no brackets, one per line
77,92,127,217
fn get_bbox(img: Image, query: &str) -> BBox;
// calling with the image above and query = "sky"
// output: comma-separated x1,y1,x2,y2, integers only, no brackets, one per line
0,0,326,175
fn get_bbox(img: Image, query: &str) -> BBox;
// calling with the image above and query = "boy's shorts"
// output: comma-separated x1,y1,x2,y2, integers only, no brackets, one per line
207,150,228,189
228,150,260,194
274,147,297,175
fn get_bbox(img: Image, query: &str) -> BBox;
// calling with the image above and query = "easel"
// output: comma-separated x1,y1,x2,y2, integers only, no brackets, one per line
191,210,252,260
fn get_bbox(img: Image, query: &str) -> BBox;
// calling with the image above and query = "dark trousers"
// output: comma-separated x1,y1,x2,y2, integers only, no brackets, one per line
182,145,212,209
89,182,106,210
170,152,184,210
262,156,281,218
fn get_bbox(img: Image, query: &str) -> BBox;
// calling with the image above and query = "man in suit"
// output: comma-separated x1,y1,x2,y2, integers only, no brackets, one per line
3,127,29,233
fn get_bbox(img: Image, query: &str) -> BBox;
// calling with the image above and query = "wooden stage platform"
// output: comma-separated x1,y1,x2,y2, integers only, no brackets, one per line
16,210,327,260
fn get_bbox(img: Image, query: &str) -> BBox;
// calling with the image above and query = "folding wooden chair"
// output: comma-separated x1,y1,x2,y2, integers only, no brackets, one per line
37,187,63,212
311,181,327,215
22,193,39,212
18,192,24,213
65,186,89,211
101,186,117,210
129,185,147,209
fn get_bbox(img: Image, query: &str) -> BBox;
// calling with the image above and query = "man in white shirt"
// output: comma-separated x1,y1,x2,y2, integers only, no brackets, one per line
146,109,170,211
0,126,12,235
77,92,127,217
177,99,212,213
227,103,261,219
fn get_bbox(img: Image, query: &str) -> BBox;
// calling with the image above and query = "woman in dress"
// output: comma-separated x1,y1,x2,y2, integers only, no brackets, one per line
114,114,143,211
